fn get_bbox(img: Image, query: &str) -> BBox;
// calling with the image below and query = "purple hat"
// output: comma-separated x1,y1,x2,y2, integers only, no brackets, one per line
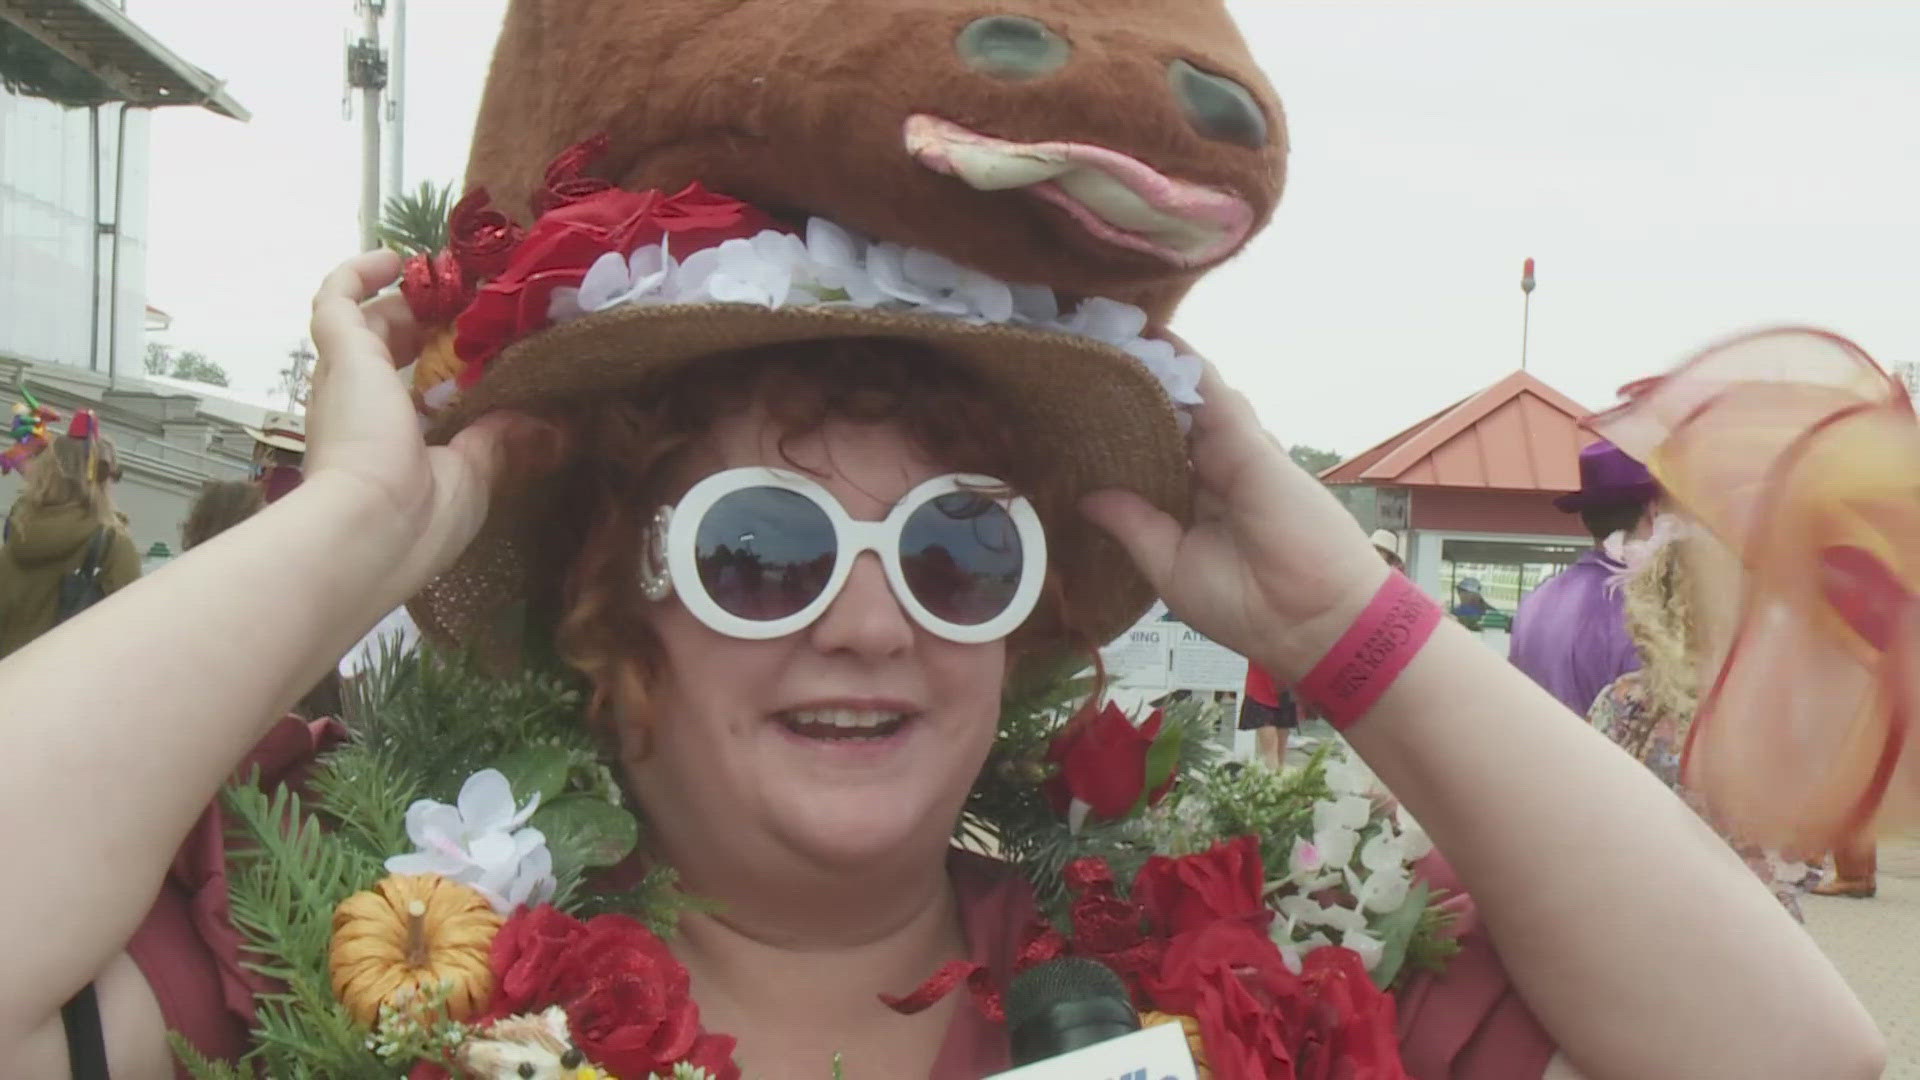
1554,440,1660,512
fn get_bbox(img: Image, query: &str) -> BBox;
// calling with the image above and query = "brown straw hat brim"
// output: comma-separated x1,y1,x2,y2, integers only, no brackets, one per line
411,302,1191,657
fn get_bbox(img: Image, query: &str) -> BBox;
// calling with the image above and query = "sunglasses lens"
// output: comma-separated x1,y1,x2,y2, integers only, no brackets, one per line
694,487,837,621
900,492,1025,627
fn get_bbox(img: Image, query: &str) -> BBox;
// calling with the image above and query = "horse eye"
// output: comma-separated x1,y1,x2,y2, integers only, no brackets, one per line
518,1065,536,1079
560,1049,585,1068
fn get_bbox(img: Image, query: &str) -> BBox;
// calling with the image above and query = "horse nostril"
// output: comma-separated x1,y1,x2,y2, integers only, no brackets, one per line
957,15,1071,81
1168,59,1267,148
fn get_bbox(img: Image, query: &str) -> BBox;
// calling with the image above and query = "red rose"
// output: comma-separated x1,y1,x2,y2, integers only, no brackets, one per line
1133,835,1273,938
451,182,777,375
487,904,589,1016
1143,921,1308,1079
1043,702,1175,822
1141,924,1411,1080
479,907,740,1080
1294,947,1406,1080
552,915,741,1080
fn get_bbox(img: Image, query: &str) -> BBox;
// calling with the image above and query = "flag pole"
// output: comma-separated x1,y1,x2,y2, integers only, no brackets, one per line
1520,257,1536,371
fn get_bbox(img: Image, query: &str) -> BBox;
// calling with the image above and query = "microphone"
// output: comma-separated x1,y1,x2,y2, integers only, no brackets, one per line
1005,957,1140,1065
987,958,1200,1079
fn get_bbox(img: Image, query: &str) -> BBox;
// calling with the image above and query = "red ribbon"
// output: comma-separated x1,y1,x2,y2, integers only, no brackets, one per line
532,133,616,217
880,960,1004,1023
400,250,473,327
449,187,526,285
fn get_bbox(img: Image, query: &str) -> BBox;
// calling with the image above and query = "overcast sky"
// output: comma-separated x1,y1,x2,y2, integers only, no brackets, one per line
134,1,1919,454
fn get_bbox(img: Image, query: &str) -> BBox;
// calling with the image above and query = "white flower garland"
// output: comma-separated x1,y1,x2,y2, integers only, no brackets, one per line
543,218,1205,425
1269,751,1434,974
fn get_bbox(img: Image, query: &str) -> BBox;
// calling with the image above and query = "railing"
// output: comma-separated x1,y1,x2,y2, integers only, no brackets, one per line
121,433,250,481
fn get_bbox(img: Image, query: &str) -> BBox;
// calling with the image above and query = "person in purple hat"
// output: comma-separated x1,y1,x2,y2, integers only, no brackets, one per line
1507,440,1661,715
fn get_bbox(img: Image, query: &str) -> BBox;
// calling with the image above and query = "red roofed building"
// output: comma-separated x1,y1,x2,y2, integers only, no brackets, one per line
1321,370,1600,646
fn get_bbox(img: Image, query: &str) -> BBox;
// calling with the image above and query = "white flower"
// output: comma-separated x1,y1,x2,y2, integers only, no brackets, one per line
1273,928,1333,975
1311,795,1372,870
1276,895,1368,934
1009,282,1060,323
533,214,1205,422
866,243,1014,321
1126,338,1203,407
718,233,807,307
1313,823,1361,871
1394,806,1434,861
1352,865,1413,914
1060,296,1149,345
1341,929,1385,971
803,218,883,306
385,769,557,914
1289,837,1323,878
1358,830,1410,874
580,244,678,313
1314,795,1373,834
1323,754,1378,800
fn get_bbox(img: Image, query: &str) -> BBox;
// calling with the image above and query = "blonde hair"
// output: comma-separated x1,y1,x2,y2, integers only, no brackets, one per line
19,435,120,526
1619,538,1699,755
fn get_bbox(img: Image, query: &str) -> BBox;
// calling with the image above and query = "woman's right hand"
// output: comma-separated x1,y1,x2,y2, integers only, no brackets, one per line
304,250,552,598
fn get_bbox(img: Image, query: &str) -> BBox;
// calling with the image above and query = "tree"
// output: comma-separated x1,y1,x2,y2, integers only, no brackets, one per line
378,180,455,256
170,351,230,388
279,340,317,410
1288,444,1344,475
143,343,230,388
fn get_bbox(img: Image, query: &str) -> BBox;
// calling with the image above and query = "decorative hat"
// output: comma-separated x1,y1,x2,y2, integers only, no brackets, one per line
66,410,99,440
245,411,307,454
1552,440,1661,512
1587,326,1920,853
408,0,1285,655
0,392,60,475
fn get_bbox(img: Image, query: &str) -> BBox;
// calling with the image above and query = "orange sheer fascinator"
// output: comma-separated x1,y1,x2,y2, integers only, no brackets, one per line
1589,328,1919,856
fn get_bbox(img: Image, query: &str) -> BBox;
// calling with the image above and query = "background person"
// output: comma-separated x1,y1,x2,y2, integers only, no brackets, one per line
181,480,266,551
244,410,307,504
1450,577,1497,631
1588,523,1818,919
1508,441,1659,715
0,415,140,659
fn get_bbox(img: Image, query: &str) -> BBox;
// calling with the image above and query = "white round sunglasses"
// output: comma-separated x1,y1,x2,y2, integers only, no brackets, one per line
642,467,1048,644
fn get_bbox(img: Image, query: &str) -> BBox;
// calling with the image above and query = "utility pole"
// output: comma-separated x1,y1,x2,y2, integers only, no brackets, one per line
346,0,390,252
1519,256,1536,371
386,0,406,197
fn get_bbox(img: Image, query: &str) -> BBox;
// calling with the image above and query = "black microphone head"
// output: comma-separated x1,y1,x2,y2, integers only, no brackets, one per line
1005,957,1140,1066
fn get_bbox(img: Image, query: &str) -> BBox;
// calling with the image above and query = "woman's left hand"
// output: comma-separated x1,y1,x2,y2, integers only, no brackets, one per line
1080,358,1387,681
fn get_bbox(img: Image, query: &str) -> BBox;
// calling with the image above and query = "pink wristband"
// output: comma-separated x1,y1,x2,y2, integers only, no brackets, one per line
1296,571,1443,730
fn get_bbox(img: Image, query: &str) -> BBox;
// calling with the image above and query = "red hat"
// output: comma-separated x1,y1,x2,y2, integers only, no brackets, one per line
66,410,99,440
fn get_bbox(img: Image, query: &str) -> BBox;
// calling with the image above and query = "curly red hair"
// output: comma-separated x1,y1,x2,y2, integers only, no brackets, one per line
528,338,1101,751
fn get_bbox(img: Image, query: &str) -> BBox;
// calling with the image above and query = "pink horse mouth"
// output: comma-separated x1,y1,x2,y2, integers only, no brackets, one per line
904,114,1254,269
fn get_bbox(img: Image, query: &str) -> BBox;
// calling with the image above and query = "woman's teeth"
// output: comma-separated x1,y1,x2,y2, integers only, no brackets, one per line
777,708,911,740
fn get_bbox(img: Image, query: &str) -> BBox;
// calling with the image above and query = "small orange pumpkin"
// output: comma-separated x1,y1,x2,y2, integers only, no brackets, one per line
329,873,501,1026
1140,1011,1211,1079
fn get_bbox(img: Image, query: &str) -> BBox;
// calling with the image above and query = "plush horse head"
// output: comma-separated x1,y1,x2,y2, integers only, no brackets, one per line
466,0,1285,324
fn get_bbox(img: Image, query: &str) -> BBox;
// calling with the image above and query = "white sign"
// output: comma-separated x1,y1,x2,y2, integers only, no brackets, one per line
986,1021,1200,1080
1169,626,1248,693
1101,610,1250,696
1100,625,1173,690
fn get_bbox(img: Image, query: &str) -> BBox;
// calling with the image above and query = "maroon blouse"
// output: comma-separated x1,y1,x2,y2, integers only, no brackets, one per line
130,727,1554,1079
